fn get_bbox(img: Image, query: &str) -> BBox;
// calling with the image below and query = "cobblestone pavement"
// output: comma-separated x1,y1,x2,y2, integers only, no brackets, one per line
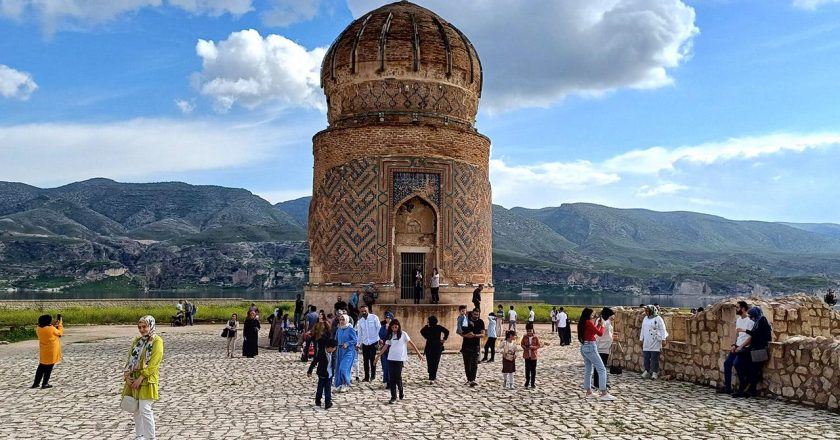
1,325,838,439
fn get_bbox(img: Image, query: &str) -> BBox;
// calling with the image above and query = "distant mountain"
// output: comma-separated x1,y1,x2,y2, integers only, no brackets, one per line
2,179,838,295
0,178,305,242
275,196,311,229
780,222,840,240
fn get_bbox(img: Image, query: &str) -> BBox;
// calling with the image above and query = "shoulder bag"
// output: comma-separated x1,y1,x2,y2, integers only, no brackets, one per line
221,328,230,338
120,392,138,413
750,348,768,362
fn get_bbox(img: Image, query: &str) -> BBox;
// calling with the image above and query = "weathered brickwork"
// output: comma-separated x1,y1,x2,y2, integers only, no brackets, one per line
309,156,492,286
610,295,840,411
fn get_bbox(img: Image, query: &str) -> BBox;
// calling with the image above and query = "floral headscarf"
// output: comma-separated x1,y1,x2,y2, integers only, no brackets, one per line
645,305,659,317
125,315,156,372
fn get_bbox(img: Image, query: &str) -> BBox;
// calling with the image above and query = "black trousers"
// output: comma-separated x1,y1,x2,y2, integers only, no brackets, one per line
560,326,572,345
736,350,765,394
361,343,378,380
414,285,423,304
426,348,442,380
315,377,332,404
388,360,404,400
33,363,54,387
462,350,479,382
593,353,609,388
482,337,496,361
430,287,440,304
524,359,537,386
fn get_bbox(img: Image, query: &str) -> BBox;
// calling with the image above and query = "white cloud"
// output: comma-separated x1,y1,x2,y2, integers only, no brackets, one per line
192,29,326,112
256,188,311,204
0,0,252,35
261,0,321,27
635,182,688,198
175,99,195,114
0,118,308,186
0,64,37,100
792,0,840,10
347,0,698,112
603,133,840,174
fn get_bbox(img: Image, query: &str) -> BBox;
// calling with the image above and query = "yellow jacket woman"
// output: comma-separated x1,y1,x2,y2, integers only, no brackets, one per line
32,314,63,389
123,316,164,440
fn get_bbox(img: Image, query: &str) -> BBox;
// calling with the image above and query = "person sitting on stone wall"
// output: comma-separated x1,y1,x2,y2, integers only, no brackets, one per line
718,301,753,394
733,306,772,398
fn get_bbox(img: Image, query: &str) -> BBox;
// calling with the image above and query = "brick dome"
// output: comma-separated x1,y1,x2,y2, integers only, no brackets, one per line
320,1,482,128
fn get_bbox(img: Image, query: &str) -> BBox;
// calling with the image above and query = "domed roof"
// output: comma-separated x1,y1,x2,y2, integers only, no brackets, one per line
321,1,482,128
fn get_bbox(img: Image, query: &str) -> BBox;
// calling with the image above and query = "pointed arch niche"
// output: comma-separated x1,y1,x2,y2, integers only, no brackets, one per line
393,196,438,300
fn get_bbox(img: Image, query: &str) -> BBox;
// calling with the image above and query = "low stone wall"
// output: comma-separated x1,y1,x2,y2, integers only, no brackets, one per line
611,295,840,412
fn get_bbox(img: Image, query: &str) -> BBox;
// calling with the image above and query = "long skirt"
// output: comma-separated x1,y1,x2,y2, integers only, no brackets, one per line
335,346,355,388
270,322,284,348
242,336,258,357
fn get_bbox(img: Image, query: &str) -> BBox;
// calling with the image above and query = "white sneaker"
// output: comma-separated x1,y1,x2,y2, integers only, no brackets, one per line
651,372,658,380
641,371,651,379
585,393,599,399
600,394,616,401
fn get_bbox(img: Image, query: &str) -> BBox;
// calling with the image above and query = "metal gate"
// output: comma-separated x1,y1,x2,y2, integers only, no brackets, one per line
400,253,425,300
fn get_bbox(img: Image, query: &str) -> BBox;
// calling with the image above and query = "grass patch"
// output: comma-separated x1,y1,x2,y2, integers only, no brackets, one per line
0,326,37,342
491,302,585,323
0,301,294,327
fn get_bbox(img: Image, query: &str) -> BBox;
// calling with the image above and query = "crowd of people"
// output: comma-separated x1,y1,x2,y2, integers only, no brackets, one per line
27,298,777,438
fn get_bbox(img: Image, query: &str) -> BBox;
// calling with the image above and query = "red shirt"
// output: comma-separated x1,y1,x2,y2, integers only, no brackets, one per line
583,320,605,342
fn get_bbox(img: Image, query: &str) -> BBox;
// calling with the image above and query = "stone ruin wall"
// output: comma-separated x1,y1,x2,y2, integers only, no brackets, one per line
610,295,840,412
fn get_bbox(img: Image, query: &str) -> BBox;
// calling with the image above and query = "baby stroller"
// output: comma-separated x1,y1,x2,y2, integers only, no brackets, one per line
171,311,186,327
283,328,300,352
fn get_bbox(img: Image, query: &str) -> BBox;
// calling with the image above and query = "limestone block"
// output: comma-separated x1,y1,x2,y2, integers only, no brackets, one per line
792,374,802,388
830,395,839,409
795,366,809,375
815,392,828,405
782,386,795,397
775,321,787,332
782,374,792,386
824,366,834,378
806,388,816,401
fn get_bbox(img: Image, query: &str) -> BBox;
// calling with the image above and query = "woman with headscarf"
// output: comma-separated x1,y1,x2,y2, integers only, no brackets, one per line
640,305,668,380
733,306,772,398
32,314,63,389
334,313,358,392
242,310,260,358
122,316,164,440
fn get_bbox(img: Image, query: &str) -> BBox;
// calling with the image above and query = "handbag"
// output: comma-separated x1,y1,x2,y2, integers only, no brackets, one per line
750,348,769,362
221,328,230,338
120,394,138,413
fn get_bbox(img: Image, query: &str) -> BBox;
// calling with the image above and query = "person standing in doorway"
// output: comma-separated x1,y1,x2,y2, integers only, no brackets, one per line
414,265,423,304
640,305,668,380
481,312,497,363
472,284,483,311
32,314,63,389
508,305,518,332
355,305,380,383
430,268,441,304
460,308,485,387
420,315,449,384
521,323,542,388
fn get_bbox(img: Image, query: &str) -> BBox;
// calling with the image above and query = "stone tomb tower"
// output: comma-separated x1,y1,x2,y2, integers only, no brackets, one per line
305,1,493,344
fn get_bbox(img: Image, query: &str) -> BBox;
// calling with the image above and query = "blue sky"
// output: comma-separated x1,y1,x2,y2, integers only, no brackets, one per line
2,0,840,222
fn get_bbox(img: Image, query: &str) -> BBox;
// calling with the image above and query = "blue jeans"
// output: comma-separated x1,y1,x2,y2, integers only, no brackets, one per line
581,342,607,391
723,351,737,390
643,351,661,373
316,377,331,405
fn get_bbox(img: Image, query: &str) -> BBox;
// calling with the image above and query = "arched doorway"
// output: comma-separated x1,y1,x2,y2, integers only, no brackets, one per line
394,196,437,301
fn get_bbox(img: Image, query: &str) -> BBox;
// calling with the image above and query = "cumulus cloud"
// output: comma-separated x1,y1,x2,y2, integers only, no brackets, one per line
0,64,38,100
0,118,308,186
603,132,840,174
792,0,840,10
261,0,321,27
635,182,688,198
0,0,252,35
192,29,326,112
347,0,698,112
175,99,195,114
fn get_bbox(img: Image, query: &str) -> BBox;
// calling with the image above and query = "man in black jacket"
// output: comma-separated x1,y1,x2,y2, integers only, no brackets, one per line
307,339,338,409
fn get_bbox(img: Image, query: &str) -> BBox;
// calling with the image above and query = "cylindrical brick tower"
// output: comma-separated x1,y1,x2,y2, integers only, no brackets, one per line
305,1,493,342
